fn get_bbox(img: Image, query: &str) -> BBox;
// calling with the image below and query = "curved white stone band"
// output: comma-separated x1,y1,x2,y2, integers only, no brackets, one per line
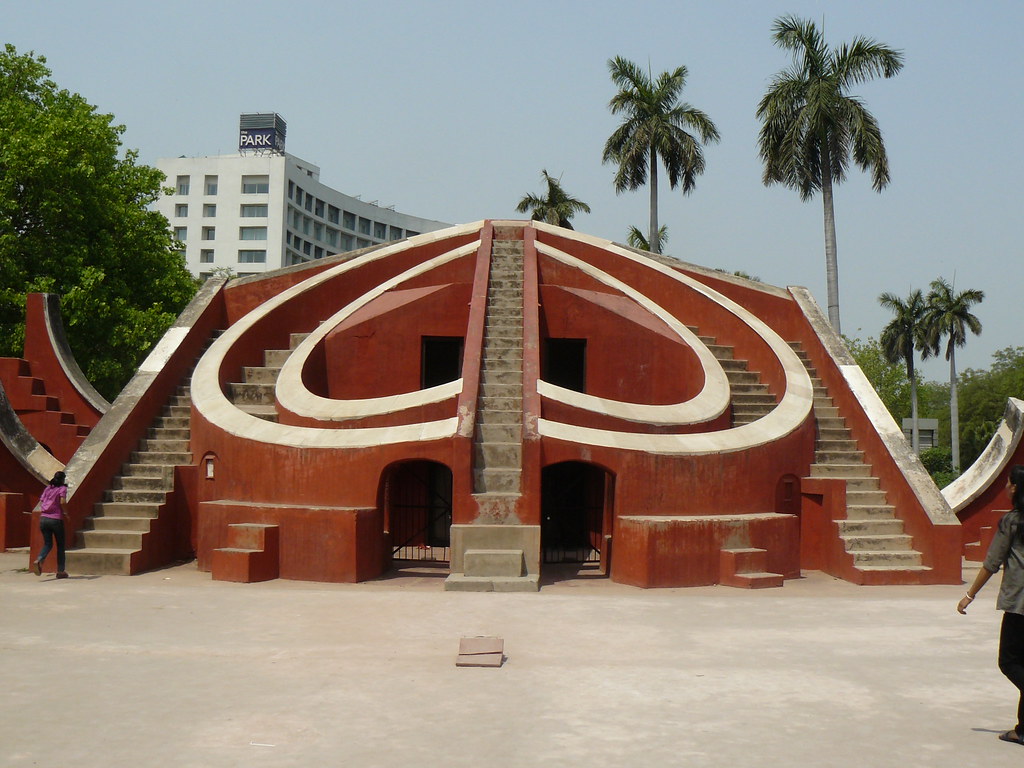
535,242,730,425
943,397,1024,513
532,225,813,454
192,225,483,448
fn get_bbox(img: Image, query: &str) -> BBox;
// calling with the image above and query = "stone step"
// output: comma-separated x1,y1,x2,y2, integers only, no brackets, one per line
106,489,167,504
718,359,749,371
809,464,873,479
264,349,291,367
816,438,856,451
480,396,522,411
842,477,881,492
78,529,146,549
64,548,134,576
130,450,192,465
724,371,757,384
229,382,274,405
113,475,172,492
120,462,172,479
705,345,734,360
474,468,522,494
153,416,190,430
845,489,889,505
477,423,523,443
844,504,897,520
94,502,161,518
815,417,847,430
477,410,522,426
481,369,522,385
841,533,914,552
851,550,923,567
147,427,189,440
242,366,281,384
814,450,864,463
87,515,154,532
239,404,279,422
731,392,775,404
835,518,905,535
474,442,522,468
138,438,190,453
290,332,310,348
815,406,841,418
480,383,522,398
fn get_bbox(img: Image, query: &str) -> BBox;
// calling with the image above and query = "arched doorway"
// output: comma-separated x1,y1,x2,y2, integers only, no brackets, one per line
541,462,613,571
382,461,453,563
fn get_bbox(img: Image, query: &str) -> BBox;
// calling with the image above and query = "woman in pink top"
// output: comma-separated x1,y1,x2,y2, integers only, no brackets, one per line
32,471,69,578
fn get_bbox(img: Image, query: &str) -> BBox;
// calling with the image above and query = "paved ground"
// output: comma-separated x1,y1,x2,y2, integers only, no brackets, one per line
1,551,1018,768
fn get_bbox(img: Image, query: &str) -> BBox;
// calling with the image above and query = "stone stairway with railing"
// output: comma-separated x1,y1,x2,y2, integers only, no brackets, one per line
686,328,778,426
472,238,524,504
66,383,194,575
791,343,929,581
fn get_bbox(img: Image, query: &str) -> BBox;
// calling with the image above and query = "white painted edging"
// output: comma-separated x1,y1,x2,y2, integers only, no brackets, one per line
943,397,1024,513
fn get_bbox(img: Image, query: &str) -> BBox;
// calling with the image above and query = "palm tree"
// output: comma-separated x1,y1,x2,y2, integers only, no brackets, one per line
878,289,928,453
757,15,903,334
515,170,591,229
602,56,719,255
626,224,668,252
924,277,984,473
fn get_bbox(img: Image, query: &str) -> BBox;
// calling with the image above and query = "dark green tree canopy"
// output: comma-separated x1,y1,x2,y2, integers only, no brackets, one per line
515,170,590,229
0,45,196,399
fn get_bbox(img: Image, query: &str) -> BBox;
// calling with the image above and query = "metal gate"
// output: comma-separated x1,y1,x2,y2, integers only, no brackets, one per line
541,463,606,564
385,461,452,562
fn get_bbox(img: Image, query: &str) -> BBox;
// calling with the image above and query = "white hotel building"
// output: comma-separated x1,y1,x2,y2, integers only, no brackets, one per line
154,115,450,278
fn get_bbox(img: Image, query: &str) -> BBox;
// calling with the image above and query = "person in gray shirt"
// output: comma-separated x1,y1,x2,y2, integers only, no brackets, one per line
958,464,1024,746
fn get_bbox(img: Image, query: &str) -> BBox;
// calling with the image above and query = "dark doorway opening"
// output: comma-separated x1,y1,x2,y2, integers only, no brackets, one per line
543,338,586,392
383,461,452,562
541,462,611,568
421,337,463,388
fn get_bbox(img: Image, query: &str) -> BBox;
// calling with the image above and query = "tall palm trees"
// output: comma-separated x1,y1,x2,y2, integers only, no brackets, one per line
924,277,985,473
515,170,591,229
602,56,719,255
757,15,903,334
878,289,929,453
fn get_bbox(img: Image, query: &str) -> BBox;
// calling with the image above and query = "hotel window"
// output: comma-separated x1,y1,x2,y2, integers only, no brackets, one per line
374,222,386,239
240,204,267,217
313,222,323,241
239,226,267,241
390,226,403,240
176,175,190,195
325,228,338,247
292,210,302,229
358,217,371,235
238,249,267,263
315,198,325,218
303,241,312,255
241,175,269,194
341,234,354,251
203,204,217,217
327,205,340,224
288,180,294,199
199,249,214,264
293,237,303,252
303,217,311,235
343,211,356,230
173,226,187,241
202,226,215,240
175,204,188,217
205,175,218,195
314,246,324,259
357,238,371,249
304,195,313,212
295,188,303,205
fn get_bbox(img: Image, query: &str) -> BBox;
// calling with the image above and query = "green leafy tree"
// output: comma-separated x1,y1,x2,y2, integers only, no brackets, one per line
515,170,591,229
603,56,720,255
924,277,984,473
846,336,911,421
0,45,196,399
757,16,903,333
878,289,930,452
952,346,1021,471
626,224,668,252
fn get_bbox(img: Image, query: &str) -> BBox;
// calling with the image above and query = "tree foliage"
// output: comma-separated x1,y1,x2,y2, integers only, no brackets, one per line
602,56,719,255
626,224,667,252
955,346,1024,469
0,45,196,399
878,289,929,452
757,15,903,332
515,170,590,229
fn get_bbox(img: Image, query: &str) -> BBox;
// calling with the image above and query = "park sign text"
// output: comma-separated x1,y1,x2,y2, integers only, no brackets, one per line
239,127,283,152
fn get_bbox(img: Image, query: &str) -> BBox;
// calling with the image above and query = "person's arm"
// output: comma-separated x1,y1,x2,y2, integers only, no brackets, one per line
958,566,996,614
58,490,69,520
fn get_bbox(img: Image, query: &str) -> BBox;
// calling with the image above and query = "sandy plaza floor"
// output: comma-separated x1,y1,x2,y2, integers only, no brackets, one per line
1,550,1019,768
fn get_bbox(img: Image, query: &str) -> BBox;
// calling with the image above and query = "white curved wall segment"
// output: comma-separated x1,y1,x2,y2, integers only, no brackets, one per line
192,224,483,448
532,225,813,454
534,242,730,425
943,397,1024,513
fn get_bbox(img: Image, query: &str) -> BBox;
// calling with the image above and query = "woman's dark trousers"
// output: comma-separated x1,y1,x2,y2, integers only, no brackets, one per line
38,517,66,572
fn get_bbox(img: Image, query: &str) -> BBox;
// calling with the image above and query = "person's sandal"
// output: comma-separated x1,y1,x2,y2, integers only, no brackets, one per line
55,572,68,579
31,560,41,576
998,730,1024,745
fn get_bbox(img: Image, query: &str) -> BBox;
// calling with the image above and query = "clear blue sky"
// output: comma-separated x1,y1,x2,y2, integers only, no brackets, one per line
6,0,1022,381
